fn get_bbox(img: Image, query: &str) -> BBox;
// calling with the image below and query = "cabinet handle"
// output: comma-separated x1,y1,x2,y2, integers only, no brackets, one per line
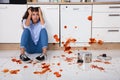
0,6,7,9
108,30,119,32
109,14,120,16
73,8,79,10
46,7,58,10
109,6,120,8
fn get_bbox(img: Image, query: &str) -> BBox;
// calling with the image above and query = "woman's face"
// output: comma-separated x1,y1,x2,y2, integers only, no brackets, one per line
31,11,39,24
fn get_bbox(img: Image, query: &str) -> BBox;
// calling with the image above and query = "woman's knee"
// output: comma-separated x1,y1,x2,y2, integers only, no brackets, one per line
41,28,47,34
23,28,30,34
22,28,31,37
40,28,48,38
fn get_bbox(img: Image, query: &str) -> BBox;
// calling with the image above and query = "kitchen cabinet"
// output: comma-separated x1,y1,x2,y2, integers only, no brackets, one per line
92,4,120,42
60,5,92,46
27,5,59,43
0,4,27,43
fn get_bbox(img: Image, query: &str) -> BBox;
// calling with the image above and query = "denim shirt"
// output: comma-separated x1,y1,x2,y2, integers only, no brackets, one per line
22,19,45,45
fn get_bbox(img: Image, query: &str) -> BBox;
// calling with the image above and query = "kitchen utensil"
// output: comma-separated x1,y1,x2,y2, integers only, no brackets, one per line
97,54,112,60
77,53,83,63
82,52,92,63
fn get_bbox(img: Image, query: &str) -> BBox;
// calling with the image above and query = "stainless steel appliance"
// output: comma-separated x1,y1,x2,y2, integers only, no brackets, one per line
0,0,9,3
0,0,27,4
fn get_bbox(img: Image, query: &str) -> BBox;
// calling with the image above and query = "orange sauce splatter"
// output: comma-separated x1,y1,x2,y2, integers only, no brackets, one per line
33,62,37,66
10,69,20,74
91,65,104,71
53,34,60,42
64,38,76,54
89,38,97,44
61,54,65,57
104,61,111,64
64,25,67,29
49,70,52,72
34,71,41,74
93,60,102,62
88,16,92,21
60,69,63,72
98,40,103,45
57,63,60,66
16,60,22,64
2,69,9,73
62,42,64,44
64,46,71,52
23,65,28,68
40,68,50,74
83,47,87,50
65,57,73,62
34,63,50,74
11,58,16,62
74,26,77,29
41,62,46,65
53,56,56,58
11,58,22,64
41,64,50,69
54,72,61,77
68,51,73,54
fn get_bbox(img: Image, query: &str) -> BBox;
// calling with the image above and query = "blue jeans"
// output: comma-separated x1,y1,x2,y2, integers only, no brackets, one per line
20,28,48,54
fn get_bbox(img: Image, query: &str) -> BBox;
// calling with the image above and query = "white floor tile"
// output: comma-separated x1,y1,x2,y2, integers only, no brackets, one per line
0,50,120,80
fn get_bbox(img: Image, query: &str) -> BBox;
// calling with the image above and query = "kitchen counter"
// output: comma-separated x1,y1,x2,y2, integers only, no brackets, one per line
0,50,120,80
27,2,120,5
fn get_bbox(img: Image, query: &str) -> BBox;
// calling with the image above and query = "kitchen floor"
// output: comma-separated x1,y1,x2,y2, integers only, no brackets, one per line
0,50,120,80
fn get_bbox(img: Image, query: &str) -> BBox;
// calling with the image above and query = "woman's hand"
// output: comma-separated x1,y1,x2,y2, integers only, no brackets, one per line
38,7,43,16
38,7,45,25
28,8,32,16
25,8,32,26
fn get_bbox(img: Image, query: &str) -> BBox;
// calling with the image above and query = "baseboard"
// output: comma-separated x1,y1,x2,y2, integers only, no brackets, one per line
0,43,120,50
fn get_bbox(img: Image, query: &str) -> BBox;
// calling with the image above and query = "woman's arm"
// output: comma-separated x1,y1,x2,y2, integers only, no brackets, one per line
38,7,45,25
25,8,32,26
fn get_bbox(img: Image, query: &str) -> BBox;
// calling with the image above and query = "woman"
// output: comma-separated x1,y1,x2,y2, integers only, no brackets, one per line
20,7,48,62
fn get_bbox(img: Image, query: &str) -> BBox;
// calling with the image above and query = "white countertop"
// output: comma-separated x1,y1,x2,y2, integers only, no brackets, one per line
27,2,120,5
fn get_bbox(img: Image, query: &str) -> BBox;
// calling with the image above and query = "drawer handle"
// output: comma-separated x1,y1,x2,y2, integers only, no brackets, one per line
108,30,119,32
109,14,120,16
46,7,58,10
73,8,79,10
109,6,120,8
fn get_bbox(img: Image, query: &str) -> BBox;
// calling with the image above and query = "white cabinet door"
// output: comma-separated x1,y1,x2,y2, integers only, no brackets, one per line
93,13,120,28
61,5,92,46
92,28,120,42
93,5,120,13
27,5,59,43
0,4,27,43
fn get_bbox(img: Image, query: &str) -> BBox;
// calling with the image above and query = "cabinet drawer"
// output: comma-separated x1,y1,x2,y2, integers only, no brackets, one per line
92,28,120,42
93,5,120,12
93,13,120,28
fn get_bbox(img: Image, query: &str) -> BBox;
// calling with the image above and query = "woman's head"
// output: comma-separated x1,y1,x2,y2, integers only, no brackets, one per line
22,7,40,24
